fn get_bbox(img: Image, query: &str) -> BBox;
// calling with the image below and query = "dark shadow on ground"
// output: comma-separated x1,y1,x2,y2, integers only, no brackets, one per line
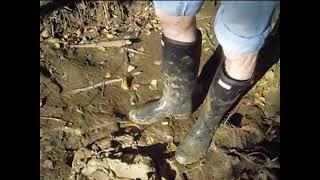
193,19,280,112
40,0,76,18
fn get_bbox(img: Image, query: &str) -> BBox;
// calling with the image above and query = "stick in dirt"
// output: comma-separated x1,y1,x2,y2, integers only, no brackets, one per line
70,40,132,48
64,72,142,95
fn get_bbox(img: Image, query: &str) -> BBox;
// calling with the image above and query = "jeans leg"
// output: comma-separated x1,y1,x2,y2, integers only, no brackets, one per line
214,1,280,55
153,0,204,16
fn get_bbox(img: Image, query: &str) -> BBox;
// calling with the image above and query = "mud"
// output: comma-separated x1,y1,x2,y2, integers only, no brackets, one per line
40,1,280,180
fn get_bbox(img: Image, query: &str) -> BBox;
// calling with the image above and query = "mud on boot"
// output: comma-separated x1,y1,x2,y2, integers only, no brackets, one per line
129,30,202,124
175,60,254,164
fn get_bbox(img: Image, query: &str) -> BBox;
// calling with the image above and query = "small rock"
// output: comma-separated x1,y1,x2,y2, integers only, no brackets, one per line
132,84,140,91
161,121,168,126
96,47,106,52
150,19,158,24
124,35,130,39
154,60,161,65
105,72,112,78
92,138,112,150
62,33,69,39
128,52,135,58
144,30,151,36
119,48,125,53
149,80,158,90
137,47,144,52
72,148,92,173
259,97,266,103
127,65,136,72
43,160,54,169
101,28,108,33
106,34,114,39
121,79,129,90
204,47,210,52
145,23,153,30
87,28,95,33
265,71,275,80
130,94,138,105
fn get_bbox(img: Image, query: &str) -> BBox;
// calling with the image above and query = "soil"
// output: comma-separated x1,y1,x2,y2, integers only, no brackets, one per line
40,1,280,180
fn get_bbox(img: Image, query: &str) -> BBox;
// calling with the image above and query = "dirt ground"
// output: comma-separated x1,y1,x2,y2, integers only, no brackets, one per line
40,1,280,180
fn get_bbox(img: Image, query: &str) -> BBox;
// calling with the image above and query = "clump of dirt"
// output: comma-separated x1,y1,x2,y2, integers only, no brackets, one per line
40,1,280,180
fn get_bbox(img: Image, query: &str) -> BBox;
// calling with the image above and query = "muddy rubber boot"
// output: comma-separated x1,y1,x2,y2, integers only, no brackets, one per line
175,59,254,164
129,30,202,124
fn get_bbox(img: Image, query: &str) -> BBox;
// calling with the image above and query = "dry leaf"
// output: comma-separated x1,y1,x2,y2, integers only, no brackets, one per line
41,29,50,38
75,29,82,36
166,142,176,152
47,38,60,49
146,137,154,145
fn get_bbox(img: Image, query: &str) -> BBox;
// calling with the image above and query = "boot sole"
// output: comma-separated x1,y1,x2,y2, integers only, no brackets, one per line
129,113,191,125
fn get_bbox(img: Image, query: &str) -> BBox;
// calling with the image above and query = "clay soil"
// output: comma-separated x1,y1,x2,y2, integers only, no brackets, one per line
40,1,280,180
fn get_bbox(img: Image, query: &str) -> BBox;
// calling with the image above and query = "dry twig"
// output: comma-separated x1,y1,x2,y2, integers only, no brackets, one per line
64,78,123,95
65,72,142,95
40,116,66,123
70,40,132,48
124,47,151,56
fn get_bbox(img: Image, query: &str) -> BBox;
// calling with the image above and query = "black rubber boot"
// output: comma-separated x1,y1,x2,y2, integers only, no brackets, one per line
175,58,254,164
129,30,202,124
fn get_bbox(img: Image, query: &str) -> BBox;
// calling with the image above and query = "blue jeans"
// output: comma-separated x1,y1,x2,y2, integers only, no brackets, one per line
154,1,280,55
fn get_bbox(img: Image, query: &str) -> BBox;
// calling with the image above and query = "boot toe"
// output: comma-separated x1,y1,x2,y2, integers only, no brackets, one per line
128,110,140,122
128,109,159,124
175,153,189,164
175,151,201,165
